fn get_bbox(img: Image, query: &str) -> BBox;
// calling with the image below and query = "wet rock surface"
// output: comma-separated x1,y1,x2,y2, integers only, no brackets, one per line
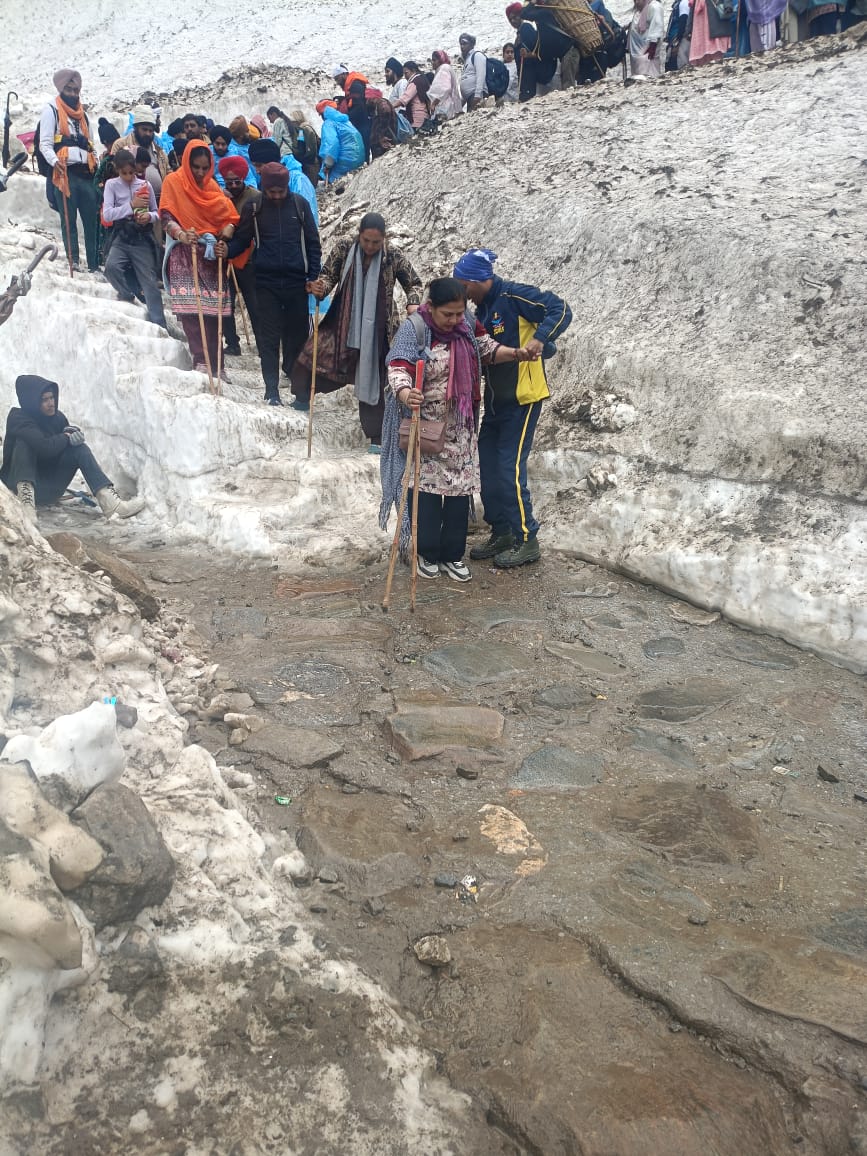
9,541,866,1156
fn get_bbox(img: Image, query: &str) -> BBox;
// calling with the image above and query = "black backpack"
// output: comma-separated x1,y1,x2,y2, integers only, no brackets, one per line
485,57,510,98
33,116,55,178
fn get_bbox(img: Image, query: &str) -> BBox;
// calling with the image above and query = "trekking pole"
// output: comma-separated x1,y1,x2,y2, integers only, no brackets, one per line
306,302,321,458
734,0,743,58
229,264,252,347
60,188,74,278
3,91,17,169
190,238,216,395
409,404,421,613
215,255,224,395
382,413,418,612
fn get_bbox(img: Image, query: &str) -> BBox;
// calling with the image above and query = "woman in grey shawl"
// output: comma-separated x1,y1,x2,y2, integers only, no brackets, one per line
309,213,423,451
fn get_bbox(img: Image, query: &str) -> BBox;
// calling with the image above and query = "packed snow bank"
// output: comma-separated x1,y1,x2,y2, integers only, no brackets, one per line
338,33,867,671
0,225,386,563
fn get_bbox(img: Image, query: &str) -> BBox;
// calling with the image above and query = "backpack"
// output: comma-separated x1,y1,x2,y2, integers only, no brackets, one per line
394,111,414,143
485,57,510,99
33,117,54,178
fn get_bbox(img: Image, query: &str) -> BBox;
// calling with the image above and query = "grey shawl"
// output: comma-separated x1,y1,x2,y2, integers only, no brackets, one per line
344,243,383,406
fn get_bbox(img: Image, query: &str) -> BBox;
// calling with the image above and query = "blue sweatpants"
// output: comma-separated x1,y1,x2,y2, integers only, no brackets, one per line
477,399,542,543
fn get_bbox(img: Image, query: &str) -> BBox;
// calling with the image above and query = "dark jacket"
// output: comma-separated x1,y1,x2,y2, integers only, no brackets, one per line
475,276,572,406
520,6,577,58
1,376,69,488
228,191,321,291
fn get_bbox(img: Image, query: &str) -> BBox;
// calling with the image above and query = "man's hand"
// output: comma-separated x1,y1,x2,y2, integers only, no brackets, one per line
64,427,86,446
214,239,228,260
53,157,66,175
131,190,149,208
647,40,658,60
308,278,327,298
178,229,197,244
522,338,544,360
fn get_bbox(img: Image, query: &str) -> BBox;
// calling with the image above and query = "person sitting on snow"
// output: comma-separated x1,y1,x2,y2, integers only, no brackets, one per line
0,375,146,524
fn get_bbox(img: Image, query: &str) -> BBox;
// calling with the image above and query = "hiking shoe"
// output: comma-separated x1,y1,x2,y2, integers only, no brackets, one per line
440,560,472,583
95,485,146,519
493,538,541,569
16,481,37,524
290,397,310,412
367,443,382,455
266,395,283,407
416,557,440,580
469,531,515,560
224,343,242,357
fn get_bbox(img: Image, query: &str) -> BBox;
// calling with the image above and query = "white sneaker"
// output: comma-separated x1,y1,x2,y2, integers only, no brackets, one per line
95,485,146,519
440,560,472,583
16,481,38,524
416,557,440,580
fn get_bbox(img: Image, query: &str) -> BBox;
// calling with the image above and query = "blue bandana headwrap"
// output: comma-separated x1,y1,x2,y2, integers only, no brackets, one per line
453,247,497,282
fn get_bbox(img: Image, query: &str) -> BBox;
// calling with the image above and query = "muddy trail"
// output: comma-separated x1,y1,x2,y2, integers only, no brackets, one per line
77,528,866,1156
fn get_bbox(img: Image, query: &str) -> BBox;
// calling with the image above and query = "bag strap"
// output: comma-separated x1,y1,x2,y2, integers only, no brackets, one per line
408,310,431,359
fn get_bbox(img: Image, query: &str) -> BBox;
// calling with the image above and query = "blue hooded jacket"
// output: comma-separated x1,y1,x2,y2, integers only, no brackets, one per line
318,107,364,180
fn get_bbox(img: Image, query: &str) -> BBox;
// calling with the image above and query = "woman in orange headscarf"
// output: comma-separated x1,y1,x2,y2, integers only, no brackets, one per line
159,144,239,376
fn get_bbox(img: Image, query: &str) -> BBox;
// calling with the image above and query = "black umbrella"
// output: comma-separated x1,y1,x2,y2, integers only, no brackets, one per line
2,91,18,168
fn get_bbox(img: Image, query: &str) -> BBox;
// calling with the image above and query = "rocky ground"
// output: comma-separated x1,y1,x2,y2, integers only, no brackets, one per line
3,486,864,1155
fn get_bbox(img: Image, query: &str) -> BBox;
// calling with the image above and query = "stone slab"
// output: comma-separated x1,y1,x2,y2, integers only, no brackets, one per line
637,678,734,723
240,724,343,768
423,643,534,688
514,746,603,790
544,640,626,676
386,702,505,761
47,532,160,621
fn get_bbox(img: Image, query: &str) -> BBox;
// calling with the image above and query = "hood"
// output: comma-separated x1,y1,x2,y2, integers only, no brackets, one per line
282,154,302,174
16,374,59,416
322,106,350,126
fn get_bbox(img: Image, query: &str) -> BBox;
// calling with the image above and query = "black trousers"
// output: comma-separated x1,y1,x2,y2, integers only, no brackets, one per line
8,440,111,504
410,490,470,563
223,262,260,349
256,283,310,396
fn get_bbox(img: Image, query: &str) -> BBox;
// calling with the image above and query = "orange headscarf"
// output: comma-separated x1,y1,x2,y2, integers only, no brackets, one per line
159,144,239,235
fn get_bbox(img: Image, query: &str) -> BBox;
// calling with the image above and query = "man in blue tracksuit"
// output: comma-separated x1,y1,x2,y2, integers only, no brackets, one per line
455,248,571,568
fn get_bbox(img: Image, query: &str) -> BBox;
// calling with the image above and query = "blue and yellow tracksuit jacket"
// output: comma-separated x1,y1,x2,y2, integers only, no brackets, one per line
475,276,572,406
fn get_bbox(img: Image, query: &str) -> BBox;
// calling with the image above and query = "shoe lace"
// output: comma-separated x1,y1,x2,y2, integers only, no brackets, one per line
19,481,35,504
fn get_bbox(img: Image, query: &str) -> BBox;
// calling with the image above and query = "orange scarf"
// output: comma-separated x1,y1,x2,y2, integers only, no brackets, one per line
52,96,96,196
159,145,240,236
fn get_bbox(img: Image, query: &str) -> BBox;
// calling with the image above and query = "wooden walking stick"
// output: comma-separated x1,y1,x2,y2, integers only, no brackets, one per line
215,254,224,394
229,264,252,347
409,404,421,613
382,415,417,612
190,239,216,395
306,302,321,458
60,187,74,278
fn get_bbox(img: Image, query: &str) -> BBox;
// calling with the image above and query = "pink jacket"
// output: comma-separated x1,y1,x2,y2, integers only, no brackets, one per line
398,79,428,128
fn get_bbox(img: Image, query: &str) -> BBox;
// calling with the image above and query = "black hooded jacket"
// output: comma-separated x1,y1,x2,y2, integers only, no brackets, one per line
0,375,70,488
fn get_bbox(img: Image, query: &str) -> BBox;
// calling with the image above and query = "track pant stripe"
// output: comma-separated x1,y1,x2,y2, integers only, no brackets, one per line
514,402,537,542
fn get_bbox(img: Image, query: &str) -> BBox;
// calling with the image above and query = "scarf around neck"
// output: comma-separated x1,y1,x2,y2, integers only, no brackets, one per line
52,96,96,194
159,145,239,235
419,302,480,425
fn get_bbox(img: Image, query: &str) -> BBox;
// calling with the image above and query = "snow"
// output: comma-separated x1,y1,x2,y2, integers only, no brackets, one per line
1,702,125,801
0,0,525,108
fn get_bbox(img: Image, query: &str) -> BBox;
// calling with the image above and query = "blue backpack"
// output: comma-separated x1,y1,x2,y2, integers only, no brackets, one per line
394,111,414,143
485,57,510,98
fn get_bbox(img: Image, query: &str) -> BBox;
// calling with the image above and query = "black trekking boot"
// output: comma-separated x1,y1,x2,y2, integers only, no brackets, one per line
493,538,541,569
469,530,515,561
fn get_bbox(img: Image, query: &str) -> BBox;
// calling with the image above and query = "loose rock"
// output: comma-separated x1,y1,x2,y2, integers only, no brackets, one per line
414,935,451,968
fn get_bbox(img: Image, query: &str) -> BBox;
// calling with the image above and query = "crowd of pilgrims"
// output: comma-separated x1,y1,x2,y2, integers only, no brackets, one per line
15,0,862,573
